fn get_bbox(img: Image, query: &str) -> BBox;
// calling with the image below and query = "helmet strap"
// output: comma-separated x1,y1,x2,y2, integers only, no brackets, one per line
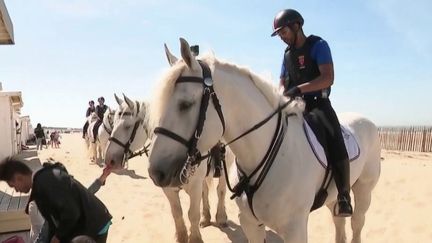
288,23,302,49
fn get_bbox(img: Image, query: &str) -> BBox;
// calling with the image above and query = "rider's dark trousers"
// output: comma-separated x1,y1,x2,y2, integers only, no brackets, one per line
93,120,102,142
83,121,89,137
304,97,350,193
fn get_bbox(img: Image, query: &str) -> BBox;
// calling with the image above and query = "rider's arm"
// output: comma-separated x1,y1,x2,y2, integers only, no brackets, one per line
297,63,334,93
279,58,287,93
297,40,334,93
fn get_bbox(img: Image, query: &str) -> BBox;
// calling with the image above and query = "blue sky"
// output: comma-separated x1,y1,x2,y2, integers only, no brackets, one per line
1,0,431,128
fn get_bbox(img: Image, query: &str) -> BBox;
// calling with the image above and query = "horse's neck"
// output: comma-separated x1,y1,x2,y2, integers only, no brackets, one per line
213,66,279,173
103,115,112,130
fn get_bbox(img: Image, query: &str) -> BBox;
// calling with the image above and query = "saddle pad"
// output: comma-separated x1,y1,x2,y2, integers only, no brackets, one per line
303,121,360,168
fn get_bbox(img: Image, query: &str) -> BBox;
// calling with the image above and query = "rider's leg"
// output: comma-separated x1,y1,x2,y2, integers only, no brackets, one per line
317,99,353,217
83,121,89,138
93,120,101,143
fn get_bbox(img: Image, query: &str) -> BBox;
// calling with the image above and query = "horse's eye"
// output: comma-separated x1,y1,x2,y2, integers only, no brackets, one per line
179,101,194,112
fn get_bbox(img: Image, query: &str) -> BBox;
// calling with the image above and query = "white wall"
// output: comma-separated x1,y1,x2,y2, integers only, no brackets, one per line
19,116,31,146
0,95,13,161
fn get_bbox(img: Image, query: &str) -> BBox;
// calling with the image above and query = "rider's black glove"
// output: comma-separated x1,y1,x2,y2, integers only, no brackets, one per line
283,86,301,97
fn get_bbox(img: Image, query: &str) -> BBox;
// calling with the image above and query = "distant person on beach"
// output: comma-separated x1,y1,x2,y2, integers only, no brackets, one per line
92,97,108,143
83,100,95,139
50,132,55,148
46,131,50,149
34,123,45,151
0,158,112,243
52,131,61,149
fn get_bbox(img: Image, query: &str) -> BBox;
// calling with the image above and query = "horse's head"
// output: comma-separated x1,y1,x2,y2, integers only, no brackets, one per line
148,38,224,187
104,93,149,169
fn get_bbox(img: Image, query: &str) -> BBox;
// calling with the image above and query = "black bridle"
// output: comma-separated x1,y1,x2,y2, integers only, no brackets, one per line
108,101,150,166
153,60,226,169
102,112,115,135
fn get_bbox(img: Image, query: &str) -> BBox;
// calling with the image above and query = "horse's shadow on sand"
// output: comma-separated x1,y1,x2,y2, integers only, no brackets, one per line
112,168,147,180
213,220,283,243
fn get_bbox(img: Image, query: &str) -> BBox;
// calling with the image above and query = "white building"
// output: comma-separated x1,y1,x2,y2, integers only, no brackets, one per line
0,90,23,161
19,115,33,146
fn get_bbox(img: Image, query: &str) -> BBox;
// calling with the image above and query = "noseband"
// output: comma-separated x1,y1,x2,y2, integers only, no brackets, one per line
153,60,225,184
108,101,149,166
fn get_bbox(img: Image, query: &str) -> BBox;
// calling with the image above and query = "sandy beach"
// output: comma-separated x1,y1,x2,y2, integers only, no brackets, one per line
26,133,432,243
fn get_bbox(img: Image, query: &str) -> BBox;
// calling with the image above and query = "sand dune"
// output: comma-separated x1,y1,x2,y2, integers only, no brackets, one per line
32,133,432,243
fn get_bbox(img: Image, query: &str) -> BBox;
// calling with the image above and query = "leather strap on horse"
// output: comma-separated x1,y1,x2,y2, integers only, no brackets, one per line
108,101,145,166
103,122,112,135
153,60,225,168
127,143,151,159
221,109,295,219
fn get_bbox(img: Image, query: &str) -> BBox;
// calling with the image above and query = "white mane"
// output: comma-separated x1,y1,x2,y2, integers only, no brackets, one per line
149,53,305,130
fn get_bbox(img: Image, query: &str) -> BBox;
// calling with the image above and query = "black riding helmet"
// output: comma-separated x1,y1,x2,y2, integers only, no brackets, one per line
271,9,304,37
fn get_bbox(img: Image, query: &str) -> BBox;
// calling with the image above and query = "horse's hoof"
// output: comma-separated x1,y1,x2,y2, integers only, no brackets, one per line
199,220,211,228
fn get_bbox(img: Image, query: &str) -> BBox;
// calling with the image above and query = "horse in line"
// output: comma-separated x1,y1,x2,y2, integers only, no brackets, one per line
86,108,115,163
143,38,381,243
104,94,231,243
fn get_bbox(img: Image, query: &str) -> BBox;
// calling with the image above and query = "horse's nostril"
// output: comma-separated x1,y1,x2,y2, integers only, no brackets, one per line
149,168,168,187
155,170,165,183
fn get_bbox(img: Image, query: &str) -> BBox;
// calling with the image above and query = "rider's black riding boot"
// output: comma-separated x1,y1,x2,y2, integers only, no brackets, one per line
333,159,353,217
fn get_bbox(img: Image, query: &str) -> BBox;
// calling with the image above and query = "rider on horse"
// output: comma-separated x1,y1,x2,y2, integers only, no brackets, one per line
83,100,95,139
272,9,353,217
92,97,108,143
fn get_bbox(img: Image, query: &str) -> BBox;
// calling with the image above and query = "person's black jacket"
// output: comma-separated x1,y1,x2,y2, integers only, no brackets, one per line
30,163,112,243
34,127,45,139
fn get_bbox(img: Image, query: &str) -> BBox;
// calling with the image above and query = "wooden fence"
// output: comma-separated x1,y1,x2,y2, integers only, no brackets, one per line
378,126,432,152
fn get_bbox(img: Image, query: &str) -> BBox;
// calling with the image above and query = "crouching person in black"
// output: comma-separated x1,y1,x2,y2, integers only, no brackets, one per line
0,158,112,243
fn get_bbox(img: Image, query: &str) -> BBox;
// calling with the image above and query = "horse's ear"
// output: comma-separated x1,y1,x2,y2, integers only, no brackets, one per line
164,43,178,66
123,93,134,109
114,93,123,106
180,37,200,70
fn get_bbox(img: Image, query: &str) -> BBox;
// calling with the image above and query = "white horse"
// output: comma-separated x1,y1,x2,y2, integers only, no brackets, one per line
146,38,381,243
85,112,99,161
104,93,231,243
97,108,116,161
87,109,114,163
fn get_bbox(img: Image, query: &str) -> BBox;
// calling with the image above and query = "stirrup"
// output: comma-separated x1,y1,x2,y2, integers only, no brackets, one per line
333,195,353,217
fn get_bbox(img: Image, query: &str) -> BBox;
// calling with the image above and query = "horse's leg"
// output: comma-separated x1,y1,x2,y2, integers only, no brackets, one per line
187,182,204,243
327,201,347,243
215,174,228,227
350,180,374,243
271,211,307,243
163,189,188,243
200,177,211,228
238,212,266,243
90,142,96,162
100,140,106,163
